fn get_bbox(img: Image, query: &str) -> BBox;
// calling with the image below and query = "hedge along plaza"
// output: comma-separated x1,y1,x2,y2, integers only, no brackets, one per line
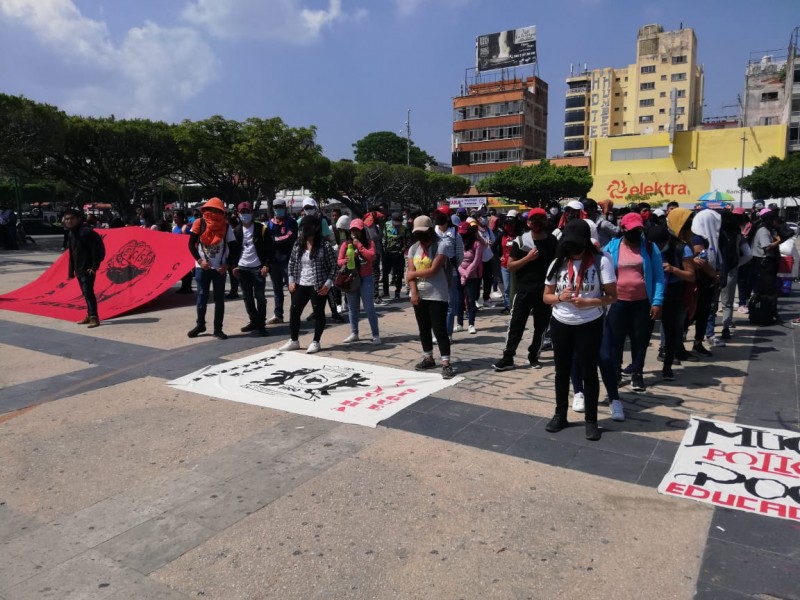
659,417,800,522
168,350,463,428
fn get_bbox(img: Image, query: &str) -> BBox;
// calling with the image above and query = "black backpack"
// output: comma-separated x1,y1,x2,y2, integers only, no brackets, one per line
748,293,777,326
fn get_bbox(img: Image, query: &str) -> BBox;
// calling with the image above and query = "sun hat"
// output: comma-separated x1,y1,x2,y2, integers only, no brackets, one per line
412,215,433,232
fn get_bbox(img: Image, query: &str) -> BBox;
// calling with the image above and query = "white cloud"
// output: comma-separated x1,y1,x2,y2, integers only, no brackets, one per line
0,0,219,119
395,0,475,17
182,0,360,42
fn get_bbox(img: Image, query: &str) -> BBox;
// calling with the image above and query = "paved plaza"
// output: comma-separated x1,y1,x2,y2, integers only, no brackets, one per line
1,240,799,599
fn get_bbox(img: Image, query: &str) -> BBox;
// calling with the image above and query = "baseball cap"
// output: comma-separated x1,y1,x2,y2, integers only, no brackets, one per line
566,200,584,212
759,207,774,217
237,201,252,212
506,209,519,218
560,219,591,246
273,198,287,207
527,208,547,219
302,197,317,209
349,218,364,230
620,212,644,230
412,215,433,232
457,221,470,234
435,205,452,217
201,197,225,213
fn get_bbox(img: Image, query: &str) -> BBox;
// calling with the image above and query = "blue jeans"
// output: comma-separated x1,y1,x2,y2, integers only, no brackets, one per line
600,299,652,397
77,273,98,318
457,277,479,326
268,259,289,319
347,274,380,337
238,267,267,328
195,268,226,331
446,271,460,335
500,266,511,309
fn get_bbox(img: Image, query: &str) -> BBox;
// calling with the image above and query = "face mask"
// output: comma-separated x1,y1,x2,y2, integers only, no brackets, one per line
549,208,559,216
479,218,488,227
274,208,286,218
302,225,317,237
434,214,448,226
304,207,316,215
529,221,544,233
240,213,253,224
413,231,432,244
504,224,515,235
562,242,582,256
624,229,641,243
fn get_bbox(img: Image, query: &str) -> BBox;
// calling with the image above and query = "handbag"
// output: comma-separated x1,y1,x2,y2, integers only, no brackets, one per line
334,265,361,292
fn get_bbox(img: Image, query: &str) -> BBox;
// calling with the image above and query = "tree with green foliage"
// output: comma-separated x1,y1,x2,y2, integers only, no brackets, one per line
476,160,593,206
0,94,65,173
353,131,436,169
740,154,800,201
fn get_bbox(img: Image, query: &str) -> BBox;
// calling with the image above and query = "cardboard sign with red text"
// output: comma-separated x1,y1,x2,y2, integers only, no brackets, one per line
168,350,462,427
659,417,800,522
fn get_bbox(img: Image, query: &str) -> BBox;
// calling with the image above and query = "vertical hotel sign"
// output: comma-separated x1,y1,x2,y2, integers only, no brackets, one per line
590,69,611,138
477,26,537,72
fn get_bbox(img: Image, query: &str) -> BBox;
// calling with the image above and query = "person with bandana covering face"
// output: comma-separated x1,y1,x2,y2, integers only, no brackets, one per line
187,198,239,339
493,208,557,371
689,209,722,356
497,210,520,314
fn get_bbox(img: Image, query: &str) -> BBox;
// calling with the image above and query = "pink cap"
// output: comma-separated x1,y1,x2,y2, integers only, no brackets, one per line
620,212,644,230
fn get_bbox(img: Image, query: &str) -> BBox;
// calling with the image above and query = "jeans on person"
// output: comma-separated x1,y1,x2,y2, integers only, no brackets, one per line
500,266,511,309
289,285,326,343
662,283,686,371
694,282,716,343
228,269,239,295
195,267,226,331
550,317,603,423
446,271,459,336
238,267,267,328
413,299,450,358
705,284,722,338
382,252,404,297
77,273,98,318
600,299,652,398
501,289,551,363
481,259,493,301
347,274,380,338
457,277,479,326
268,259,289,319
720,268,738,329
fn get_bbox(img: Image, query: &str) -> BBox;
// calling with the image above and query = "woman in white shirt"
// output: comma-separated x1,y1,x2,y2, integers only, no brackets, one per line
543,219,617,441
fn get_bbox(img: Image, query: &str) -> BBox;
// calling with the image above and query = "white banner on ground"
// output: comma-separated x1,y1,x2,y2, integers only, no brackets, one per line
167,350,462,428
658,416,800,522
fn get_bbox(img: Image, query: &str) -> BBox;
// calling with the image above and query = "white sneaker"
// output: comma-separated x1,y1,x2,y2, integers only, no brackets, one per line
572,392,585,413
306,341,321,354
706,335,726,347
490,291,503,300
279,340,300,351
468,325,477,334
610,399,625,422
454,324,464,332
343,333,359,343
476,298,484,308
371,336,381,345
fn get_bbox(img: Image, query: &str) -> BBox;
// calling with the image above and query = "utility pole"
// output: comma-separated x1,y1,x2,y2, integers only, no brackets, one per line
739,132,747,208
405,109,411,166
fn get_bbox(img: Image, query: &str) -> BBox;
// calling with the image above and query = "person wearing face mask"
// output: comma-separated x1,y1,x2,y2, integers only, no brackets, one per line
266,199,298,325
553,200,599,244
598,212,664,414
382,212,409,300
493,208,558,371
172,210,194,294
497,210,520,315
689,209,722,355
406,216,456,379
456,221,483,334
232,202,274,337
187,198,240,340
475,214,496,308
543,219,618,441
584,198,619,248
280,214,337,354
338,218,380,345
433,205,464,340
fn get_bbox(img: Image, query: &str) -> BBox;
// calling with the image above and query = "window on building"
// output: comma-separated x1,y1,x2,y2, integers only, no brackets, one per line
661,75,667,80
671,73,687,82
624,92,628,97
660,91,667,97
640,99,655,107
658,125,665,131
640,65,656,74
625,77,628,81
672,55,688,64
760,116,777,125
675,124,685,131
676,89,686,98
470,149,522,164
611,146,670,160
640,82,656,91
614,122,619,126
615,77,620,82
662,57,668,63
659,108,665,114
789,126,800,146
674,106,685,115
614,107,620,111
623,121,627,126
639,115,654,123
761,91,779,102
615,92,620,96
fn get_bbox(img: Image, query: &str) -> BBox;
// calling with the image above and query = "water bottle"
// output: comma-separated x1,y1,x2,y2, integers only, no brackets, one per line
346,243,356,270
699,250,708,260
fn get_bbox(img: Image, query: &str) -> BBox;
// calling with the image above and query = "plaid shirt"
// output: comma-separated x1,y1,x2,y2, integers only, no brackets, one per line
288,239,337,290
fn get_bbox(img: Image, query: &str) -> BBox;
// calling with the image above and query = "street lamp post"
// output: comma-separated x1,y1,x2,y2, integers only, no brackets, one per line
739,132,747,208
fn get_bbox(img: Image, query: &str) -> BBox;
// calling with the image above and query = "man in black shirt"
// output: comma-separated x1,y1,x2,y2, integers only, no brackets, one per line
493,208,557,370
64,208,105,328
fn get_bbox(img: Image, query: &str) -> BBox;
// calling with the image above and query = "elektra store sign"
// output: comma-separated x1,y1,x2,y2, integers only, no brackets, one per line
591,170,711,203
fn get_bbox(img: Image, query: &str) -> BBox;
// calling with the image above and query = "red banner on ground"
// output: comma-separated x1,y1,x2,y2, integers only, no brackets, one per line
0,228,197,321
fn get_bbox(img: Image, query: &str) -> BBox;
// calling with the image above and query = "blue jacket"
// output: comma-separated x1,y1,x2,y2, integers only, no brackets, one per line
603,236,665,307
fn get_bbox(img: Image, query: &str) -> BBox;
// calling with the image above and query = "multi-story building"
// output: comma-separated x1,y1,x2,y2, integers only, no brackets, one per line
452,75,548,186
743,55,787,128
563,24,704,155
782,26,800,152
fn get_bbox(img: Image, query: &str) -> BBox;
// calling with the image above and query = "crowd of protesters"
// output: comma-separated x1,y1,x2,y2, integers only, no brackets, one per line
53,195,799,440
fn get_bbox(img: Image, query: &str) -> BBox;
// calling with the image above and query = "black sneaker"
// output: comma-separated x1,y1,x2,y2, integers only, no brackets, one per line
241,322,257,333
657,349,665,362
545,415,569,433
541,338,553,351
692,342,712,357
305,312,316,321
414,357,436,371
225,292,239,300
631,373,646,392
500,307,510,315
585,422,601,441
492,356,515,372
620,364,635,378
441,364,456,379
529,360,542,370
395,291,401,300
721,328,731,340
331,312,344,322
213,330,228,340
662,368,675,381
187,325,206,338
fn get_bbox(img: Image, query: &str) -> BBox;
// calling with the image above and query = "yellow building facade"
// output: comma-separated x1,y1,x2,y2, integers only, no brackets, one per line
589,124,788,206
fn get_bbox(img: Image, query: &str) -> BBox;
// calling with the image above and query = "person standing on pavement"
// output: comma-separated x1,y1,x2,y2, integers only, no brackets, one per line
339,218,381,345
172,210,194,294
584,198,619,248
187,198,239,340
476,214,496,307
493,208,558,371
232,202,273,337
225,210,240,299
497,210,521,315
382,212,409,300
364,205,387,305
300,199,343,322
456,221,484,335
280,214,337,354
543,219,617,441
433,205,464,340
266,199,297,325
64,208,105,328
598,211,664,411
689,209,722,356
406,216,455,379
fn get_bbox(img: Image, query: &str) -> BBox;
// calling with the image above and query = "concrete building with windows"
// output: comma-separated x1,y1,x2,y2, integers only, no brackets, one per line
563,24,704,156
452,75,548,186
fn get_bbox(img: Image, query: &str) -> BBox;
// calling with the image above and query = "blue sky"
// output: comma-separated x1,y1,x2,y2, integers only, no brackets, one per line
1,0,797,164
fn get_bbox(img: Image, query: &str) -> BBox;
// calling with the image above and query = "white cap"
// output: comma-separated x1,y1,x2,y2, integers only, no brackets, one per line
302,197,317,209
336,215,351,229
653,208,666,217
566,200,584,211
507,210,519,218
